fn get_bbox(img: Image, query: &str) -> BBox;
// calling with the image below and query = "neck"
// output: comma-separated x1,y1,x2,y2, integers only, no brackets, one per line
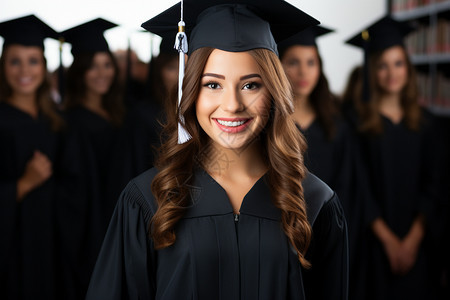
379,92,401,108
203,140,267,180
83,90,103,111
8,93,38,118
293,94,315,129
378,92,404,123
82,91,111,121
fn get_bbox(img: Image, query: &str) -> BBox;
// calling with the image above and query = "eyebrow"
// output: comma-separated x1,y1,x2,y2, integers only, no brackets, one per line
201,73,261,81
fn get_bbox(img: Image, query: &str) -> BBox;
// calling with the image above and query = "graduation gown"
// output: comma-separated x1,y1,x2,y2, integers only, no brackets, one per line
86,168,348,299
360,111,440,300
298,118,369,299
65,107,131,298
0,102,80,300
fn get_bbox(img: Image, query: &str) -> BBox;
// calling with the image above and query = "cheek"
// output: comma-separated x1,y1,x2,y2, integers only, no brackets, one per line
195,95,213,123
252,96,272,122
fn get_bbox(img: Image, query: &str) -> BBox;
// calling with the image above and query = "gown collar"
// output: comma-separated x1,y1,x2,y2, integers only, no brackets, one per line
183,168,281,221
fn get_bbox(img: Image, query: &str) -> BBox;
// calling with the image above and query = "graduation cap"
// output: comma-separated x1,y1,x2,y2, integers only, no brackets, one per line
345,15,414,101
61,18,118,55
142,0,319,56
0,14,58,50
159,34,178,55
277,25,333,57
346,15,414,53
142,0,319,143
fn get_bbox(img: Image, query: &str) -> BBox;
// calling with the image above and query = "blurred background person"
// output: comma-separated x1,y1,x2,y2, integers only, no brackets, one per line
124,35,179,176
114,47,149,107
278,26,370,300
0,15,81,300
346,15,442,300
61,18,129,299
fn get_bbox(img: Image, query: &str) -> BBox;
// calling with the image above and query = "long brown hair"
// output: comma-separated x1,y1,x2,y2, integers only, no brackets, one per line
0,46,65,131
307,48,339,139
64,51,125,126
151,47,311,268
358,46,421,135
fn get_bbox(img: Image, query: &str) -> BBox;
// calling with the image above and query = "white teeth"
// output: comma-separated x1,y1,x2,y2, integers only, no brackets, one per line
217,119,246,127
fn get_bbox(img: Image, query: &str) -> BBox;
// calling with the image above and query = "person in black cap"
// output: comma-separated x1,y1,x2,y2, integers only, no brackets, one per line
278,26,372,300
346,15,442,300
86,1,348,299
61,17,131,299
0,14,82,300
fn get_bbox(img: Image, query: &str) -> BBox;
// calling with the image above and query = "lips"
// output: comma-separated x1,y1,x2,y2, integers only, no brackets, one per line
214,118,253,133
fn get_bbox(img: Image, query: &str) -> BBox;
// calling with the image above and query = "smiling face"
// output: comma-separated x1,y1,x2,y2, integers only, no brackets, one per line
84,52,115,96
196,49,271,152
281,45,320,98
375,45,408,95
3,44,46,97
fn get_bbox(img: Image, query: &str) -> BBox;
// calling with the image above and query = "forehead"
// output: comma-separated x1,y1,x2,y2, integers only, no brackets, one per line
281,45,317,59
4,44,43,57
379,45,405,59
203,49,260,75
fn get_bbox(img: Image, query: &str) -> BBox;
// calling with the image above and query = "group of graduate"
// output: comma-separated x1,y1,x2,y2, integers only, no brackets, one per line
0,0,449,299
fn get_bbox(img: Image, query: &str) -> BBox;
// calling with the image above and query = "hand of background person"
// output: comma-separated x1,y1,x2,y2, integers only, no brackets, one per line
16,150,53,201
396,215,425,275
382,234,404,274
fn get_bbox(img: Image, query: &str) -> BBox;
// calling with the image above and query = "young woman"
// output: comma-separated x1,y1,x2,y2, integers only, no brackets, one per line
0,15,80,300
346,16,441,300
62,18,129,299
86,1,348,299
278,27,369,300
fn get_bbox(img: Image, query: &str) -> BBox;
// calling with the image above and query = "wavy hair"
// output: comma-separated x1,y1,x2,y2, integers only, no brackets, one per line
0,46,65,131
151,47,311,268
358,46,422,135
64,51,125,126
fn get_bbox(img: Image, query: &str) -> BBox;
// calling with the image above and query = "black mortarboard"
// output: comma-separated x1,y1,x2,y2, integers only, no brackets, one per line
159,34,178,55
0,14,58,50
141,0,319,56
277,25,333,56
345,15,414,53
345,15,414,102
62,18,118,55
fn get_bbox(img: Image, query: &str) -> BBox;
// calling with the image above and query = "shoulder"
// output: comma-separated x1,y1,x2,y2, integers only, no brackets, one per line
302,172,335,225
120,168,159,222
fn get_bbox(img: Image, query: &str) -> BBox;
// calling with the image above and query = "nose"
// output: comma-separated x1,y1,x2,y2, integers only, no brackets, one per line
221,88,245,113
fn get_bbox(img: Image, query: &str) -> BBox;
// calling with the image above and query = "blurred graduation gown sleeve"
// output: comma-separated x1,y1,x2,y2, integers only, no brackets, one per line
86,168,348,299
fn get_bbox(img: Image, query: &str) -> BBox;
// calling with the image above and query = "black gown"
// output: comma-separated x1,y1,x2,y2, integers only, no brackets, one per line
65,107,131,298
0,102,80,300
360,111,440,300
298,118,369,299
85,168,348,299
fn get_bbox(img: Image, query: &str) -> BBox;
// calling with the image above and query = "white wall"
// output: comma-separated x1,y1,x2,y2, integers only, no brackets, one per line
0,0,386,95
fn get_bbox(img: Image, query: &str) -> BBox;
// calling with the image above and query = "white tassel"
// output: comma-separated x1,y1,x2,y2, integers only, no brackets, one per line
174,19,191,144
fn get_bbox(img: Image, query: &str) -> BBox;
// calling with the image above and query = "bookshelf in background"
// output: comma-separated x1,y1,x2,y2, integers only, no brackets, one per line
390,0,450,115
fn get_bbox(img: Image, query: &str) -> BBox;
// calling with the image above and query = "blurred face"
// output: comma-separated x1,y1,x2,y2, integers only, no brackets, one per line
161,56,179,93
84,52,115,96
281,45,320,98
3,45,46,97
196,49,271,151
375,46,408,95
